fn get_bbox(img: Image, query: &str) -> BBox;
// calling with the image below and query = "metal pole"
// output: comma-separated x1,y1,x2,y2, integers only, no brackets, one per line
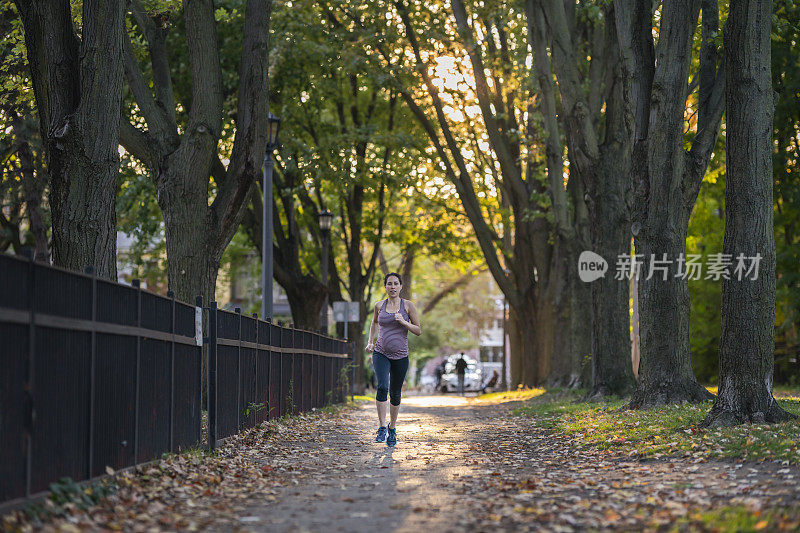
25,253,37,496
320,229,329,332
236,307,242,432
133,280,142,464
207,301,218,450
501,296,508,391
349,339,355,401
86,265,96,480
169,291,176,453
262,151,274,320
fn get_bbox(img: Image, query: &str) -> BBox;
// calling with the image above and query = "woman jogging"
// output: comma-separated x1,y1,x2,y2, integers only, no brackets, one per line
365,272,421,447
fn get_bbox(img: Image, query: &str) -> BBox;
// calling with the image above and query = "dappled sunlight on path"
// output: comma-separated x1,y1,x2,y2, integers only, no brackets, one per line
12,395,800,531
236,396,800,531
401,394,470,407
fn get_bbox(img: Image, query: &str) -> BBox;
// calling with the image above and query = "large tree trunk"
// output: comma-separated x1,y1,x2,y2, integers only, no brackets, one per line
569,257,593,387
507,306,523,387
160,168,213,302
508,299,540,387
543,238,590,388
701,0,794,427
630,212,713,408
284,279,327,329
507,251,590,389
587,147,636,398
531,0,631,395
628,33,713,406
615,0,724,408
17,0,124,280
120,0,271,304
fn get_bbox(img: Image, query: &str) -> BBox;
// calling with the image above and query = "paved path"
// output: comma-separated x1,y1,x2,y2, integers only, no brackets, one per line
236,396,800,532
14,395,800,531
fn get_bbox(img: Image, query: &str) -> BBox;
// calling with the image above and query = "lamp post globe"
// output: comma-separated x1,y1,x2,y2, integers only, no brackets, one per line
266,112,281,149
318,209,333,331
318,209,333,231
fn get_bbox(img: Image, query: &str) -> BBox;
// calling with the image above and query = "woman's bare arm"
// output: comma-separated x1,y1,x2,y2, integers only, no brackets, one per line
396,300,422,336
366,301,381,350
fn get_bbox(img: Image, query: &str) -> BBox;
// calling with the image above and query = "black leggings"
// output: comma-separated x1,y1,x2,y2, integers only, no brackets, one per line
373,351,409,406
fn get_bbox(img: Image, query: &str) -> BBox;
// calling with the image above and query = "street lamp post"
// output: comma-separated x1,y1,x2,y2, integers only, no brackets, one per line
501,295,508,391
261,112,281,320
318,210,333,332
501,268,510,391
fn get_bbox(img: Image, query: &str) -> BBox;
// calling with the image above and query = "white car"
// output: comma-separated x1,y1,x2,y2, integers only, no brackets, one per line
439,354,482,392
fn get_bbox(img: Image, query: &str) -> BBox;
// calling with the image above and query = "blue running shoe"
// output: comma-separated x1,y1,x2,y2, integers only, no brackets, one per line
375,426,388,443
386,426,397,447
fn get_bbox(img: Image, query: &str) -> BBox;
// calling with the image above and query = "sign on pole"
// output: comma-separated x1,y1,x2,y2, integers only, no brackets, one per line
332,301,360,340
332,301,360,323
195,306,203,346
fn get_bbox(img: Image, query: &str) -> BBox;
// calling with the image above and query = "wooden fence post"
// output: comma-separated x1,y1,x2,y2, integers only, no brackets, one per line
207,301,218,450
86,266,97,479
133,279,142,464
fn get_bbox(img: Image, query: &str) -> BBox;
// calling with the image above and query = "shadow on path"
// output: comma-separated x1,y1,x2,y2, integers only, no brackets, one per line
239,396,800,532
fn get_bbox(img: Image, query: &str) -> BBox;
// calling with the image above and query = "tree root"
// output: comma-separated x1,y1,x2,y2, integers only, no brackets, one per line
700,398,797,428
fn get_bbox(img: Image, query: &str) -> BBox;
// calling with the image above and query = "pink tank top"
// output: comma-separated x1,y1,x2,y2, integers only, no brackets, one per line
374,299,410,360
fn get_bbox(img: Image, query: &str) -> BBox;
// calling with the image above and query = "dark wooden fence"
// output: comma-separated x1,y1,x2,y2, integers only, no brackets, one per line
205,303,349,448
0,252,350,510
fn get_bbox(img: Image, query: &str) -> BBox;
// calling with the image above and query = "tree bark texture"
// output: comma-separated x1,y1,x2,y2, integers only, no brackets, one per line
616,0,725,407
587,148,636,397
16,0,124,280
120,0,272,304
533,0,634,395
701,0,795,426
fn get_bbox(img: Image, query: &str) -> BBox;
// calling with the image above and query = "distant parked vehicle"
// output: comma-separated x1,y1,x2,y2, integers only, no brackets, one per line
440,354,481,392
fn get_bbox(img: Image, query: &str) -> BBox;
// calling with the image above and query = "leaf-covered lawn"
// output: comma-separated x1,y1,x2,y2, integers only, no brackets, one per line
514,389,800,463
473,387,546,403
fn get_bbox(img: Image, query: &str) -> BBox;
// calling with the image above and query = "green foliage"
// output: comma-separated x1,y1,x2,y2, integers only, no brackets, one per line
773,0,800,379
687,146,726,383
0,2,50,255
48,477,116,512
674,506,799,532
245,401,267,418
116,157,167,287
286,378,295,414
0,2,30,109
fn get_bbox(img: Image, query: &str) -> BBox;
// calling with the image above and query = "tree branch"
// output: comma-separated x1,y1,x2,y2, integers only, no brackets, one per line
684,0,724,206
129,0,176,125
183,0,223,135
526,0,570,238
449,0,526,193
388,4,517,302
538,0,600,176
119,119,157,171
211,0,272,250
122,31,172,140
422,265,487,313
